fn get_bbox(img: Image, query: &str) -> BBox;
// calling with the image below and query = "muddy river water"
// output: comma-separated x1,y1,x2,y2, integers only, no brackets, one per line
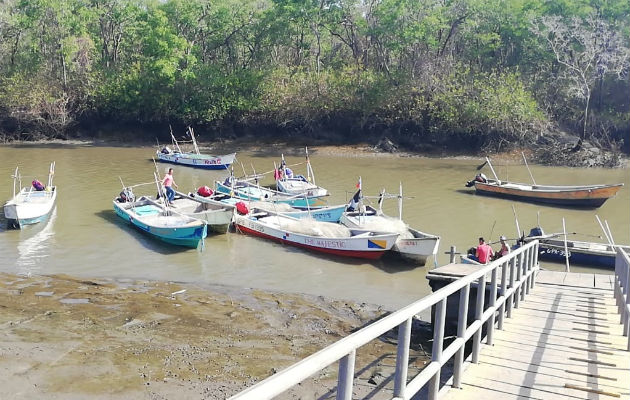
0,143,627,310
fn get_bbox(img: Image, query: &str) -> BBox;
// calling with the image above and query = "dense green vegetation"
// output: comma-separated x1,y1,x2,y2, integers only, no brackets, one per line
0,0,628,152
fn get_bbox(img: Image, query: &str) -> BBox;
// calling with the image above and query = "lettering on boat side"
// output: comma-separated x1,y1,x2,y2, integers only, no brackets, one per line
304,238,347,249
541,248,571,257
245,220,264,233
204,159,220,165
398,240,417,246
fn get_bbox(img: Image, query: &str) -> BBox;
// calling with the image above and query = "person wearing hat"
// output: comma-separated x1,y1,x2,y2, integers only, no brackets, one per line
497,235,510,257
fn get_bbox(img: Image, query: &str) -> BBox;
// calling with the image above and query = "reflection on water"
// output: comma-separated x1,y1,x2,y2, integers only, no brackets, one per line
0,145,628,310
16,207,57,274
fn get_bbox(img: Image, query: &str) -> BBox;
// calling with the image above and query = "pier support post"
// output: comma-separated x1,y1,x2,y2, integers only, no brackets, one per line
472,275,486,364
453,284,470,388
498,261,508,330
337,350,356,400
393,318,412,397
486,269,498,346
429,298,446,400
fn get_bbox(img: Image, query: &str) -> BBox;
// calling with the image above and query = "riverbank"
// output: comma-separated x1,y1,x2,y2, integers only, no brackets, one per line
0,272,431,399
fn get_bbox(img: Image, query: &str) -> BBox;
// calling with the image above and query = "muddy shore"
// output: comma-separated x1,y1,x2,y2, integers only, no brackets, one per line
0,273,431,399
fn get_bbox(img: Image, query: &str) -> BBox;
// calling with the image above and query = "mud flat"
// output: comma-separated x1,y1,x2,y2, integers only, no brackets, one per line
0,273,431,399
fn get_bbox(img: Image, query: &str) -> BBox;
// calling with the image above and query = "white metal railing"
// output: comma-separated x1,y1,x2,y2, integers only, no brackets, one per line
614,247,630,351
229,240,540,400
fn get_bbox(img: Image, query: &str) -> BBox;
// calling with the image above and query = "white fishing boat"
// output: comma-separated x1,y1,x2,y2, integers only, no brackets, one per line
274,148,328,198
157,127,236,170
340,181,440,264
4,162,57,229
173,191,234,233
233,207,399,260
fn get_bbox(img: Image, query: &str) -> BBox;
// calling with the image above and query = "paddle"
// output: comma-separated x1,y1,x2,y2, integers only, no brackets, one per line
476,160,487,170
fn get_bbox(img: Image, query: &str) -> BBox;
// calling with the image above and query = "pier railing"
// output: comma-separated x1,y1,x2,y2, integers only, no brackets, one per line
229,240,540,400
615,247,630,350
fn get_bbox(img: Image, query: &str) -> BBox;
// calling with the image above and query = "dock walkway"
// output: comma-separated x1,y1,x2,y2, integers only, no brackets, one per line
442,269,628,400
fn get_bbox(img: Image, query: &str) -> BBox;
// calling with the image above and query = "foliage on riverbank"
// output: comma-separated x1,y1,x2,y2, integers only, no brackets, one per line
0,0,628,158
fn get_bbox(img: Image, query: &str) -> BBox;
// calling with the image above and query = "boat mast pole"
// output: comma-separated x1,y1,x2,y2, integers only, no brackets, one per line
485,157,500,182
47,162,55,188
521,152,536,185
595,215,613,244
562,218,570,272
512,205,521,239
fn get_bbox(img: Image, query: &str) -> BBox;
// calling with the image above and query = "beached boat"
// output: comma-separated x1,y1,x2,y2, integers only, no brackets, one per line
339,183,439,264
522,226,629,269
156,127,235,170
466,157,623,208
275,149,328,198
172,191,234,234
113,194,207,248
4,163,57,229
215,178,327,208
233,208,399,260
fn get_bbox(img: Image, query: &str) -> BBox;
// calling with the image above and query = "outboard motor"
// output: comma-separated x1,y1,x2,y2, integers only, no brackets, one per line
119,187,135,203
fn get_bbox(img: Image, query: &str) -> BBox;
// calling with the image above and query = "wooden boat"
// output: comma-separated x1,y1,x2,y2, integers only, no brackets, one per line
275,149,328,198
4,163,57,229
156,127,235,170
466,157,623,208
113,194,207,248
215,178,327,208
172,191,234,234
339,182,440,264
233,208,399,260
522,226,629,269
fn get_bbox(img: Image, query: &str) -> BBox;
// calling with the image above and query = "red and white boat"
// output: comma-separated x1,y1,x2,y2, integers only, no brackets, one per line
233,208,399,260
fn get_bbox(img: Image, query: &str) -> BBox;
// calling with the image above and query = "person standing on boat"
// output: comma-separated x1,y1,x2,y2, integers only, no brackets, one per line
471,237,493,263
162,168,178,204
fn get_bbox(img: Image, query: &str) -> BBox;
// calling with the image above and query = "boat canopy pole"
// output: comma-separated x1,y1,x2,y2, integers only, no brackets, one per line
12,166,18,198
486,157,500,182
47,162,55,188
398,182,403,220
169,125,182,153
189,127,200,155
562,218,570,272
512,205,521,239
595,215,613,245
521,152,536,185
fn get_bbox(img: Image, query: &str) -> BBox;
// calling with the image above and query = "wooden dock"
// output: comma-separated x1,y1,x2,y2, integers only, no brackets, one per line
441,269,629,400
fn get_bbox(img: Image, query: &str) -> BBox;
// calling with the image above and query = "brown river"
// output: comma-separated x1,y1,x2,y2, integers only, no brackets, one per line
1,143,628,310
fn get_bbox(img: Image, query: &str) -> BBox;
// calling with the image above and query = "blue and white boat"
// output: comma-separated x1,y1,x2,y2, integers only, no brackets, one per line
113,194,207,248
275,149,328,198
523,226,629,269
215,178,327,209
157,127,235,170
4,163,57,229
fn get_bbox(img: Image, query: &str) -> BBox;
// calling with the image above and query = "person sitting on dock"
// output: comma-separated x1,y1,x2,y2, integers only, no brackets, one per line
470,237,493,264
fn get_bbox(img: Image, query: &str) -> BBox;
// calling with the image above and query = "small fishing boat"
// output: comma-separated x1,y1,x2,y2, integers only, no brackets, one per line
466,156,623,208
274,148,328,198
4,163,57,229
215,177,327,208
113,191,207,248
233,207,399,260
156,127,236,170
522,226,629,269
339,182,440,264
172,191,234,234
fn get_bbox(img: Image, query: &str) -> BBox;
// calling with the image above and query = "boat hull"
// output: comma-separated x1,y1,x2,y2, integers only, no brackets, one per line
215,181,326,208
473,181,623,208
4,188,57,229
276,178,328,198
113,201,207,248
233,213,397,260
156,152,235,170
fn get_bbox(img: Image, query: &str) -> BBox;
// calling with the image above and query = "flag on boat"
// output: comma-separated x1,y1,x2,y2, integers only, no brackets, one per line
347,188,362,212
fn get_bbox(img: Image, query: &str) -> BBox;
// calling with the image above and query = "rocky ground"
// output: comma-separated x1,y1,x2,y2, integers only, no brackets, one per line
0,273,432,399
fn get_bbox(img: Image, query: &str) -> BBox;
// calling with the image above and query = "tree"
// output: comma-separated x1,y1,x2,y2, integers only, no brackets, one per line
531,14,629,139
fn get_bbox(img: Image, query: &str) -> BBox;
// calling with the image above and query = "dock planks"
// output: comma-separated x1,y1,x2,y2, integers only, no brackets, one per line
441,270,629,400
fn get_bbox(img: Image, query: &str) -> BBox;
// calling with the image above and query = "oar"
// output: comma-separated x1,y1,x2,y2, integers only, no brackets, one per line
595,215,613,245
476,160,487,170
512,205,521,240
486,157,500,182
